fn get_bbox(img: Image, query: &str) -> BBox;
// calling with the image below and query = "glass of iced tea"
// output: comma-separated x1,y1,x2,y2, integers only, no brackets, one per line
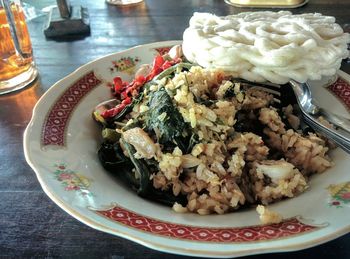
0,0,38,95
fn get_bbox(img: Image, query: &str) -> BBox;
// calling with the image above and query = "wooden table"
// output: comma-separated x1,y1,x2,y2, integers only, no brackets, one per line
1,0,349,257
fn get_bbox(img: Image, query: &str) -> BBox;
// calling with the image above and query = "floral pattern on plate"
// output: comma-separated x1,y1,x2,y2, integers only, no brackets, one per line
327,181,350,208
53,163,93,196
109,56,140,75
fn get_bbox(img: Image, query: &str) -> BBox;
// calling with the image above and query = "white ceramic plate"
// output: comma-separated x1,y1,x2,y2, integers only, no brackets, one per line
24,41,350,258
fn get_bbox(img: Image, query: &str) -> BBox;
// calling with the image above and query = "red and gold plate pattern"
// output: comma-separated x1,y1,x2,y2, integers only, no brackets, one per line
41,71,101,146
93,204,321,243
327,76,350,112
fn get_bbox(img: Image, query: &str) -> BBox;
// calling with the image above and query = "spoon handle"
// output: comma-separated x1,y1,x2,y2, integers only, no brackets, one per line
316,107,350,134
302,112,350,154
289,80,350,135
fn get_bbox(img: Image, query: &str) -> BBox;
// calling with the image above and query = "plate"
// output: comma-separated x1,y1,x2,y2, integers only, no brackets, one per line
24,41,350,258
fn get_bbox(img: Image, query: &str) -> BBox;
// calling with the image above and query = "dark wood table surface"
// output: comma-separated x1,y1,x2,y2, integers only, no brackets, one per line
1,0,350,258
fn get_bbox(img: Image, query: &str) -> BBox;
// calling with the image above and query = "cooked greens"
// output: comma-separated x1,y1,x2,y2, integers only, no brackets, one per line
96,64,194,207
145,88,192,152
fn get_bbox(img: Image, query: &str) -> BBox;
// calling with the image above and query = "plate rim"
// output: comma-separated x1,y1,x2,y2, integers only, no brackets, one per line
23,41,350,257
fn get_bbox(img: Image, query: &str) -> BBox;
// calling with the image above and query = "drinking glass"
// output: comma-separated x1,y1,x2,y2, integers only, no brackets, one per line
0,0,38,95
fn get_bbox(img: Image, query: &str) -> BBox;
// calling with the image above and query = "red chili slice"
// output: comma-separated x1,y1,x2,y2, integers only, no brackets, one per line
113,77,124,92
103,55,180,119
123,96,132,105
161,60,173,70
101,103,125,118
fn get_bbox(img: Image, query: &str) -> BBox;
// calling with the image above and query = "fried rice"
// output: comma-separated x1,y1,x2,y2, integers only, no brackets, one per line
98,64,333,216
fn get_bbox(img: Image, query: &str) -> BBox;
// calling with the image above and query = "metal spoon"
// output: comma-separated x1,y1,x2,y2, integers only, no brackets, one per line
302,113,350,154
289,80,350,134
289,80,350,153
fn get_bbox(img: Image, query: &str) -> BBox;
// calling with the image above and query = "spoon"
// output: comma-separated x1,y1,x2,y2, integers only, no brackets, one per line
289,80,350,153
289,80,350,134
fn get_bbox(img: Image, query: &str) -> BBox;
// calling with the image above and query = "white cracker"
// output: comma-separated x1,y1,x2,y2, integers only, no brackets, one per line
183,11,350,84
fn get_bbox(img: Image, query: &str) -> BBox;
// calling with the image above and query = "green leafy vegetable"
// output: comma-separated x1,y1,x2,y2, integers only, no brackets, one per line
145,88,192,152
153,62,194,81
102,128,120,143
109,91,145,123
121,139,187,206
97,142,139,188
